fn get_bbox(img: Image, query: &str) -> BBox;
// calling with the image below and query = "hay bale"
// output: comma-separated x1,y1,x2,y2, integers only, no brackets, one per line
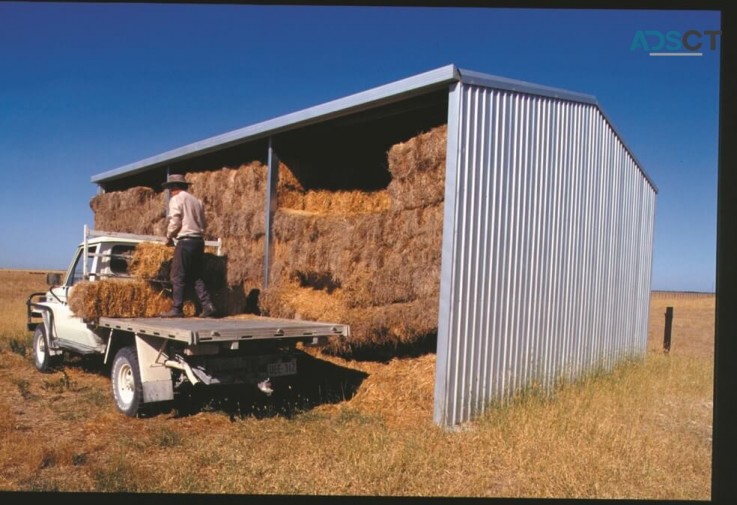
67,280,97,320
90,186,167,235
259,281,347,325
218,235,264,289
269,209,387,285
128,242,172,280
341,204,444,308
276,161,305,209
258,280,438,355
387,124,447,210
266,203,442,310
129,242,225,285
280,189,391,214
68,279,196,320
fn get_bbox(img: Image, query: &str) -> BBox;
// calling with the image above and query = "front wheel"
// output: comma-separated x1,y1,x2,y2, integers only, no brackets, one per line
111,346,144,417
32,325,60,372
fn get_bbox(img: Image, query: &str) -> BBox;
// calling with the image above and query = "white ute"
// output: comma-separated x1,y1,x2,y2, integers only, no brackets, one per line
27,226,350,417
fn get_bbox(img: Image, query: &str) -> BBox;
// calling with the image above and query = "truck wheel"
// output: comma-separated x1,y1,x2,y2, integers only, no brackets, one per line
32,325,60,372
111,346,144,417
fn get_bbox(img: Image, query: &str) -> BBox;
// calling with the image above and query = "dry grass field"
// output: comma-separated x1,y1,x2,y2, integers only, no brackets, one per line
0,269,714,498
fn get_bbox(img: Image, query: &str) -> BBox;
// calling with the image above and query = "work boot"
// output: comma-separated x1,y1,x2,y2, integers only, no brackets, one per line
160,308,184,318
199,303,216,318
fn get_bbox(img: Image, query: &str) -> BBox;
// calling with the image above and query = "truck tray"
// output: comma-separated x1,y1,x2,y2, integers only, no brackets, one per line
97,316,349,345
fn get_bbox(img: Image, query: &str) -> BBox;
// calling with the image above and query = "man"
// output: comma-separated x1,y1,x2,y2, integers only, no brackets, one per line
159,174,216,318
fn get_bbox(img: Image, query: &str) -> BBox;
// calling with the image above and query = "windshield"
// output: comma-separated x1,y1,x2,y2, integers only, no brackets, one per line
66,244,98,286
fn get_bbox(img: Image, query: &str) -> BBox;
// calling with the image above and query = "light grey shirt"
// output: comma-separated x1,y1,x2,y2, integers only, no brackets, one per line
166,190,207,239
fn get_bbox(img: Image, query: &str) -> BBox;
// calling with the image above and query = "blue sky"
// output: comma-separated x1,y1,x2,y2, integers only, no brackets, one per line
0,3,721,292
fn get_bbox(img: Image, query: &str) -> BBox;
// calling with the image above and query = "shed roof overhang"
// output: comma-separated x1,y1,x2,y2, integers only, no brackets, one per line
91,64,460,189
91,63,655,192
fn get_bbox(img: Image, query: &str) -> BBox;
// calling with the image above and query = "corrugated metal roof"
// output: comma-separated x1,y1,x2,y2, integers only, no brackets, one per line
91,63,644,187
91,64,460,184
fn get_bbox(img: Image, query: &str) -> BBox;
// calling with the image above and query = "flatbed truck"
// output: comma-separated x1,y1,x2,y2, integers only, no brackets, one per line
26,227,349,417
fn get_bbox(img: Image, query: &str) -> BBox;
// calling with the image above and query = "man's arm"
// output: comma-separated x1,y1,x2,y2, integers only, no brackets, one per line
166,194,183,244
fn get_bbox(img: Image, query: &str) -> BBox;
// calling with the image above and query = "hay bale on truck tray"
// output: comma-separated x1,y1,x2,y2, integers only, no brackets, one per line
68,242,226,320
68,278,197,320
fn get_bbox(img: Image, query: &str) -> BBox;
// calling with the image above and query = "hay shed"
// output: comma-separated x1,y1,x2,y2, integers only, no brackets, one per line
91,64,657,427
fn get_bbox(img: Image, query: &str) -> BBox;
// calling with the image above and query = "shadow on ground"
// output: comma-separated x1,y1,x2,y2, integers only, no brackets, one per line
328,332,437,363
57,347,382,420
160,350,369,420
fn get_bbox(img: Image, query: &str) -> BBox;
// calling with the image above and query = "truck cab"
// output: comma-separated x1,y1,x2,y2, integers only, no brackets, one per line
34,235,140,355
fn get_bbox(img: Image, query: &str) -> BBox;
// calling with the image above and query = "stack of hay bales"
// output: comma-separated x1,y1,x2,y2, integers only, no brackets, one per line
260,125,447,355
185,161,267,291
90,186,167,236
88,125,447,356
90,161,267,315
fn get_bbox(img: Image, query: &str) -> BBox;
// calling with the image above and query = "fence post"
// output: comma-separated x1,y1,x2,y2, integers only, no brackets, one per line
664,306,674,353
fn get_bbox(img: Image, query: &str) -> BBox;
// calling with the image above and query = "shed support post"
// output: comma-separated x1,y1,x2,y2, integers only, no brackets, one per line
165,166,172,220
434,81,463,428
264,137,279,289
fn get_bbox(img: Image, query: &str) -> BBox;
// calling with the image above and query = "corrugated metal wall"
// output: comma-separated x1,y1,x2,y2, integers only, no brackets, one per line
434,82,656,427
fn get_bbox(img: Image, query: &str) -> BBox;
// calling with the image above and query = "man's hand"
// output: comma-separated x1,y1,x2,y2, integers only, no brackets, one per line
165,236,174,246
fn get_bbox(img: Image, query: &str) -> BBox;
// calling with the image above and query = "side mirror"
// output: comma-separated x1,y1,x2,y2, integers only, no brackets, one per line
46,272,62,287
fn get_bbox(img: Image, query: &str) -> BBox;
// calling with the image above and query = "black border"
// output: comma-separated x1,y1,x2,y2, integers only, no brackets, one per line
3,1,733,504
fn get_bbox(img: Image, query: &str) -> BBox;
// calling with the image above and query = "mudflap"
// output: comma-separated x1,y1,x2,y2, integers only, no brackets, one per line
135,334,174,403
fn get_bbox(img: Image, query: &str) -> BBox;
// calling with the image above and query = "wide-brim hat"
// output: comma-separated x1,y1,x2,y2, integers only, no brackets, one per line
162,174,191,188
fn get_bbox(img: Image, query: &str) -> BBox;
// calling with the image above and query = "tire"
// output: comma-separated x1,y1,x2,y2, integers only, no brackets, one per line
111,346,144,417
32,325,60,372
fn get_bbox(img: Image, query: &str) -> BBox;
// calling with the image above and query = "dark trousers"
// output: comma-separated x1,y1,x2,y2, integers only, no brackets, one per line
170,238,212,311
